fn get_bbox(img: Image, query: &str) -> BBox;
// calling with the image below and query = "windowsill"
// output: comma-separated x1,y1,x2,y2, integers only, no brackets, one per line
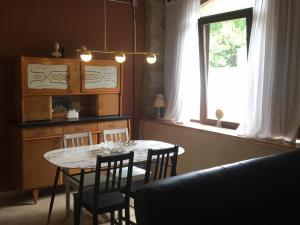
146,119,297,150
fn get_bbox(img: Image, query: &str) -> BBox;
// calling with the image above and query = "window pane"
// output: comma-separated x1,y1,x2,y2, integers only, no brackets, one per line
200,0,254,17
206,18,247,123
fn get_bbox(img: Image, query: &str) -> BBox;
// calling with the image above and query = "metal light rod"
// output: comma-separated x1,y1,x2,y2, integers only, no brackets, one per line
77,0,158,64
76,48,159,56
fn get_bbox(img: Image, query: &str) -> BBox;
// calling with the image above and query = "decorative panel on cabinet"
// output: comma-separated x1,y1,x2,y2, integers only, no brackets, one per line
81,60,121,93
21,56,80,96
27,64,68,89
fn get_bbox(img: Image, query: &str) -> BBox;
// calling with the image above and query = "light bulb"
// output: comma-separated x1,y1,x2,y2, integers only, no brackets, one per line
114,52,126,63
80,52,92,62
79,46,92,62
146,53,157,64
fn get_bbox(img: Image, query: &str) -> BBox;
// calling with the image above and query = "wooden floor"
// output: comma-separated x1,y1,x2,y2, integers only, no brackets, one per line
0,189,136,225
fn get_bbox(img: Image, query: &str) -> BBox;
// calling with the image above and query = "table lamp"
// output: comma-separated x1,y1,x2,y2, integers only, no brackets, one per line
153,94,165,119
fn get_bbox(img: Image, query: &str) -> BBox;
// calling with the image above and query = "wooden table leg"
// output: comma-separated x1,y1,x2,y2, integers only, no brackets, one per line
47,167,61,225
74,169,85,225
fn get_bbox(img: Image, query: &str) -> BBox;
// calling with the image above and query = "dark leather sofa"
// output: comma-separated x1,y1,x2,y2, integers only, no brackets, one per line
134,150,300,225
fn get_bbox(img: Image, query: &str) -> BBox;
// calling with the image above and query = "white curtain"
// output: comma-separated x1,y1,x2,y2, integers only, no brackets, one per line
164,0,201,123
237,0,300,142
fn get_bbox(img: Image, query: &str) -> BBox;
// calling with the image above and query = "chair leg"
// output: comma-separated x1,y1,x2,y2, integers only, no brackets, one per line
93,214,98,225
65,183,71,217
110,211,115,225
125,206,130,225
118,209,123,225
73,194,78,225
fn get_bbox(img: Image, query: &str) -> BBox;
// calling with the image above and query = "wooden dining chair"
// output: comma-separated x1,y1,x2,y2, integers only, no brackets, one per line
63,131,94,216
73,151,134,225
103,128,129,143
64,131,93,148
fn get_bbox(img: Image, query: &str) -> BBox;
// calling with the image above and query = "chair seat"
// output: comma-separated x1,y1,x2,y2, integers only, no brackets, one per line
66,173,106,190
76,190,126,213
113,166,146,181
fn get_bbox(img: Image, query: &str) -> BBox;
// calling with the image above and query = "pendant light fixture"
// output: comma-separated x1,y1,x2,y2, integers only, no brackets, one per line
77,0,158,64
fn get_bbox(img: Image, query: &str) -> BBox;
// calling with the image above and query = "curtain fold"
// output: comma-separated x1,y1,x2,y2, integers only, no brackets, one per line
237,0,300,142
164,0,201,123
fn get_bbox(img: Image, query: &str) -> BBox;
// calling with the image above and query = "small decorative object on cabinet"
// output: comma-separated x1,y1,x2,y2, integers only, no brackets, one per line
153,94,165,119
51,41,62,58
215,109,224,128
66,109,79,120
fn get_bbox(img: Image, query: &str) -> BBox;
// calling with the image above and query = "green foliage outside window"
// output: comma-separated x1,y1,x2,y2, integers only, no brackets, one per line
209,18,247,68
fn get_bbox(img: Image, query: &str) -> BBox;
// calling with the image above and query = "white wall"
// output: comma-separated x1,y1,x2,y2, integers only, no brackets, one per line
140,119,294,174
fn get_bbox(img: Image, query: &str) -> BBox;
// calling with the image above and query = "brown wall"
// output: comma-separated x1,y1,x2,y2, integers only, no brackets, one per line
0,0,145,190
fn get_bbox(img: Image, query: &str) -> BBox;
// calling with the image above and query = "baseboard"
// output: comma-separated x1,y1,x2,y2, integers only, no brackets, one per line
0,191,21,200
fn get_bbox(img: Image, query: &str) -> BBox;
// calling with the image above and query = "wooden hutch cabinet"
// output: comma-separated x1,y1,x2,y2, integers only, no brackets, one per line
12,56,131,203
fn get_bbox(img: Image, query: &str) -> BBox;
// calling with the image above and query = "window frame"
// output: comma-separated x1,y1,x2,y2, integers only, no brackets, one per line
198,8,253,129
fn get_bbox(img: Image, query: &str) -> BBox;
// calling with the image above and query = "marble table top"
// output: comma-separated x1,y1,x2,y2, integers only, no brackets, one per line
44,140,184,169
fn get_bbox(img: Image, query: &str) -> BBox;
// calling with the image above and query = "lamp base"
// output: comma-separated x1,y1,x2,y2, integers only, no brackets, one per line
156,107,161,120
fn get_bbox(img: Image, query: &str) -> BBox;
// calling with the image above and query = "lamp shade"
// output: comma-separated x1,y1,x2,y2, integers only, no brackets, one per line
115,52,126,63
79,46,92,62
153,94,165,108
80,52,92,62
146,53,157,64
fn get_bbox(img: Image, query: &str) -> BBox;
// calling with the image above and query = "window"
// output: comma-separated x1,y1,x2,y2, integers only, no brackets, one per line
198,7,253,128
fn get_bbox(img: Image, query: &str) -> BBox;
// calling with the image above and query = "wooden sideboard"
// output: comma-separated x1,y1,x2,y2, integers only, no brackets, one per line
12,56,131,203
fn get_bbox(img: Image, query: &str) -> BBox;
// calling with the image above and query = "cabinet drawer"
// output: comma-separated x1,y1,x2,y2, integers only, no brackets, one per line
23,126,63,139
100,120,128,131
63,123,97,134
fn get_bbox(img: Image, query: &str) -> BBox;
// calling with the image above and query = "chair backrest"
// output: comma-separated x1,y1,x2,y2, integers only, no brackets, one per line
93,151,134,207
63,131,93,148
144,145,179,184
103,128,129,143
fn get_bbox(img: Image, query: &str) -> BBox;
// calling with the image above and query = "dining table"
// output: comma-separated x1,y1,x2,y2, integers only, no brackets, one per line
44,140,184,225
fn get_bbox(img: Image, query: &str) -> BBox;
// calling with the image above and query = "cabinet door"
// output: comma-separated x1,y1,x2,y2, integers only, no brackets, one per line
97,94,120,116
23,96,52,122
81,60,121,93
22,137,62,190
21,56,80,96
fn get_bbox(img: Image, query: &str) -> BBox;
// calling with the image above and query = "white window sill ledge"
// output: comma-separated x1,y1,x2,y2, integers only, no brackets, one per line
146,119,297,150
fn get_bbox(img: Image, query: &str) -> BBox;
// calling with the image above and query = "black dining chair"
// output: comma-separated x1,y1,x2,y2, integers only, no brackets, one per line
73,151,134,225
129,145,179,224
130,145,179,194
